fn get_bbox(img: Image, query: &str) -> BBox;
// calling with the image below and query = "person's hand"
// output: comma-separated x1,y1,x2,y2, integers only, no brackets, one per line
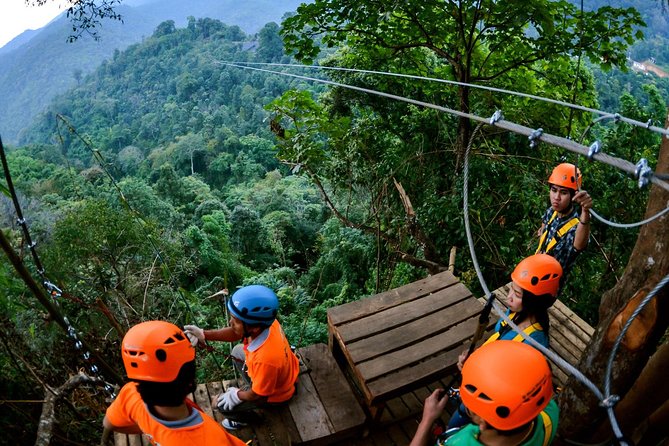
457,349,468,371
183,325,205,347
216,387,242,411
573,190,592,214
422,389,448,424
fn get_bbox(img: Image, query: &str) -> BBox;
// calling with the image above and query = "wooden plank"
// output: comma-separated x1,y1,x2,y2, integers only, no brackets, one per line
385,396,412,420
549,328,582,365
128,435,142,446
288,371,335,442
367,347,462,404
114,432,128,446
206,381,225,423
358,317,480,381
549,359,570,388
327,271,458,325
549,305,593,346
299,344,366,436
192,383,214,417
347,298,483,364
336,282,473,344
400,391,424,416
552,298,594,336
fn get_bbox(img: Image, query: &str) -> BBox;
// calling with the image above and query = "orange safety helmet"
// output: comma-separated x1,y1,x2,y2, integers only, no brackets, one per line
460,341,553,430
511,254,563,298
121,321,195,383
548,163,582,190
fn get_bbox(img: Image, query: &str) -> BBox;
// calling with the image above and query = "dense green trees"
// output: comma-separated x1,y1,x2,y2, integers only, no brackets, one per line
2,3,668,443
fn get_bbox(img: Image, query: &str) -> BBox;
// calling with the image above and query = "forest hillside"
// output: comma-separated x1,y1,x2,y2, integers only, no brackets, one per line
0,0,304,144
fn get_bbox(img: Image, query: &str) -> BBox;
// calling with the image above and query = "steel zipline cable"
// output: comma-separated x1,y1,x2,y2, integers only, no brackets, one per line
225,61,669,231
219,61,669,138
219,62,669,194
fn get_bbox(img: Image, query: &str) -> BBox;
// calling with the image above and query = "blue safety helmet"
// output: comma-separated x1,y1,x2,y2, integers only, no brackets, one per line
227,285,279,327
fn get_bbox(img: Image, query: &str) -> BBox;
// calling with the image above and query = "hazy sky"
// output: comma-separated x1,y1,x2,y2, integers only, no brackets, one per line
0,0,71,48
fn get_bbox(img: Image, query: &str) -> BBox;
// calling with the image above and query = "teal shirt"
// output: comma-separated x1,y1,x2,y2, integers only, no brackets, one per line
438,399,559,446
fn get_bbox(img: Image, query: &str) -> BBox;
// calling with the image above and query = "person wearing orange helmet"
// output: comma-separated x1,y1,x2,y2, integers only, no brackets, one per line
448,254,562,430
103,321,246,446
411,341,558,446
536,163,592,281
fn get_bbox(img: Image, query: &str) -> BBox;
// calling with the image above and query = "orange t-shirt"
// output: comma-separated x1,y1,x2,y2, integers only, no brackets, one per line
245,320,300,403
105,382,246,446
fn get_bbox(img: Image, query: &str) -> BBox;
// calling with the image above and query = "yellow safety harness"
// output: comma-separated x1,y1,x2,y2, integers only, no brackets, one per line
483,312,543,345
536,210,579,255
539,411,553,446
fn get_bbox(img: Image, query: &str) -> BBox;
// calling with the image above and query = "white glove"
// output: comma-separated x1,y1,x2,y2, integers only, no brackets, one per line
183,325,205,347
217,387,242,411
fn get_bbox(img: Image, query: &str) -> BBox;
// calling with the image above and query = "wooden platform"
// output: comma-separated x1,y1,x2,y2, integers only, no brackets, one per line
327,271,488,420
114,343,366,446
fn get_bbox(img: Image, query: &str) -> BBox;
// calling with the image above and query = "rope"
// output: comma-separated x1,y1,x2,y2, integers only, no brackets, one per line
0,137,118,398
589,206,669,229
220,61,669,138
220,63,669,193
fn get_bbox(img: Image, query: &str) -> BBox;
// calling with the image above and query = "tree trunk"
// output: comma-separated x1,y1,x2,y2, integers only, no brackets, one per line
35,373,102,446
455,83,472,173
557,110,669,442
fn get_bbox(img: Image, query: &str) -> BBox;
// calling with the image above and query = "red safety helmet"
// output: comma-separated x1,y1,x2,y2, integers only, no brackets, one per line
548,163,582,190
511,254,562,298
460,341,553,430
121,321,195,383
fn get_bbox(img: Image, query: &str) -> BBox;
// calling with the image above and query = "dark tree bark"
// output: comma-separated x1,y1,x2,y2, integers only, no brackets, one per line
558,110,669,443
35,372,104,446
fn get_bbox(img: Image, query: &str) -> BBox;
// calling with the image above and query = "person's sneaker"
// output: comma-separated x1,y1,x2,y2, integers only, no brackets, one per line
222,419,248,431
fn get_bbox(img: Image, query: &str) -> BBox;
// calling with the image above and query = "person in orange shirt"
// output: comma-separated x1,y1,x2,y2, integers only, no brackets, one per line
185,285,299,430
103,321,246,446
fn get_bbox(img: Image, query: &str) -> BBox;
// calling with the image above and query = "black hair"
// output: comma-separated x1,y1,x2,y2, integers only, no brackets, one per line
500,290,551,343
135,360,196,407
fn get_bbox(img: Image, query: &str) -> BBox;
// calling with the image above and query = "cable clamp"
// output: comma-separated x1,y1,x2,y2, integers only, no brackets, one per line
599,394,620,408
646,119,652,129
635,158,652,189
16,218,25,225
528,128,544,148
44,281,62,298
587,141,601,161
490,110,503,125
89,364,99,374
613,113,621,123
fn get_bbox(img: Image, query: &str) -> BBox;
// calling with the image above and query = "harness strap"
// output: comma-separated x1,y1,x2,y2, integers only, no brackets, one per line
483,314,543,345
539,410,553,446
536,211,579,254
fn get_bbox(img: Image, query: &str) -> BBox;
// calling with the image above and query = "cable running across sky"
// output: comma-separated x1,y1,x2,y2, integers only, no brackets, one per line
219,62,669,194
222,61,669,138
